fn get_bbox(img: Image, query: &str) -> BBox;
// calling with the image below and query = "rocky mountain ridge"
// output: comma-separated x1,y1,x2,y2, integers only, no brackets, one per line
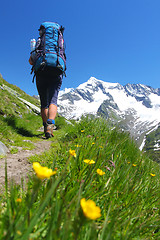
58,77,160,156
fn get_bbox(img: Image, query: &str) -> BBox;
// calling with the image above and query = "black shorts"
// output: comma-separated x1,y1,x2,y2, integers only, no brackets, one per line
36,68,62,108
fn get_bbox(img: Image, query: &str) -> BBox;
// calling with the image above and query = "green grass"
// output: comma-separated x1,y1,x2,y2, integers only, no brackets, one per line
0,113,43,150
0,75,43,150
0,76,40,108
0,116,160,239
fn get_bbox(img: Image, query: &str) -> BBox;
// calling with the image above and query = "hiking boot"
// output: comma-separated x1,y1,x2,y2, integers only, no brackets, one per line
45,123,54,139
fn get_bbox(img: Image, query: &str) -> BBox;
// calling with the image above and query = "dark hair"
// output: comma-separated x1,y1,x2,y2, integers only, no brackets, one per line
38,25,45,31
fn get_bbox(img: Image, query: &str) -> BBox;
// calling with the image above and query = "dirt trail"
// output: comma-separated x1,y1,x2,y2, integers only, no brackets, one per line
0,140,52,187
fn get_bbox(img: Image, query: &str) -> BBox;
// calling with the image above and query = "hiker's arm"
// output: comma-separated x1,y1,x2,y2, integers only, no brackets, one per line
29,56,33,65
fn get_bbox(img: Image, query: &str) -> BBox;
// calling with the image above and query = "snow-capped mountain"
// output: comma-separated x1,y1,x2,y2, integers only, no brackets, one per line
58,77,160,149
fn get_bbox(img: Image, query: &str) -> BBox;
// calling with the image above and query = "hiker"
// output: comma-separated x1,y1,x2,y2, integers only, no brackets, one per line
29,22,66,139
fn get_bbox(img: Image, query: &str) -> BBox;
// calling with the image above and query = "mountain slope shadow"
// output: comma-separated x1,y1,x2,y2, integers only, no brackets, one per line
4,116,43,137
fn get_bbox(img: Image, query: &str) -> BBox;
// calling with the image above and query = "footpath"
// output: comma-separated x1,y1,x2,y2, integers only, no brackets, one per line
0,140,52,187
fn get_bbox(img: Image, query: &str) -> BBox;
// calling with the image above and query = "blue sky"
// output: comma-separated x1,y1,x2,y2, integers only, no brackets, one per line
0,0,159,96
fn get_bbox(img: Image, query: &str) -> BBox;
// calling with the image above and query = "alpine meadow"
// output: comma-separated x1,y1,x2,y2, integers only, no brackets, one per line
0,75,160,239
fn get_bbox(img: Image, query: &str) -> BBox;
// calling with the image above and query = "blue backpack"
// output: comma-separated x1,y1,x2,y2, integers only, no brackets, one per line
31,22,66,78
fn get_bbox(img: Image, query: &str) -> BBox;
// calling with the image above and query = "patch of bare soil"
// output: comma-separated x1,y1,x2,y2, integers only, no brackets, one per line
0,140,52,188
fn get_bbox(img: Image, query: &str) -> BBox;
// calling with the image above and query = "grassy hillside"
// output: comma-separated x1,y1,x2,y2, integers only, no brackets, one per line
0,115,159,239
0,75,42,150
0,75,40,108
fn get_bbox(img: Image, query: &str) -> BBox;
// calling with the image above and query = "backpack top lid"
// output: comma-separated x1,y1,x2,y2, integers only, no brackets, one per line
39,22,60,30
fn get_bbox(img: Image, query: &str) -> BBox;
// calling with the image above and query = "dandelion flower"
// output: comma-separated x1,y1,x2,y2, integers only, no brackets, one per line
75,144,82,147
150,173,156,177
69,149,77,157
80,198,101,220
16,198,22,203
132,164,137,167
83,159,95,164
99,146,103,149
97,168,105,175
81,130,85,132
33,162,56,180
17,230,22,235
92,142,95,145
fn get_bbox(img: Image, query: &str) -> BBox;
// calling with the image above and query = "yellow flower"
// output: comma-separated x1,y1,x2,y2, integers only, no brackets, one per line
69,149,77,157
16,198,22,203
83,159,95,164
81,130,85,132
97,168,105,176
92,142,95,145
17,230,22,235
80,198,101,220
132,164,137,167
75,144,82,147
150,173,156,177
33,162,56,180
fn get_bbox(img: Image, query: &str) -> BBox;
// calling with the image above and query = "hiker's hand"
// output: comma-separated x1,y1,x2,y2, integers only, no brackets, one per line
29,56,33,65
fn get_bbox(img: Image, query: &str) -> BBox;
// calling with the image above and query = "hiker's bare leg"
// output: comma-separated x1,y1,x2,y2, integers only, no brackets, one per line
43,104,57,138
48,104,57,120
41,108,48,123
41,104,57,123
